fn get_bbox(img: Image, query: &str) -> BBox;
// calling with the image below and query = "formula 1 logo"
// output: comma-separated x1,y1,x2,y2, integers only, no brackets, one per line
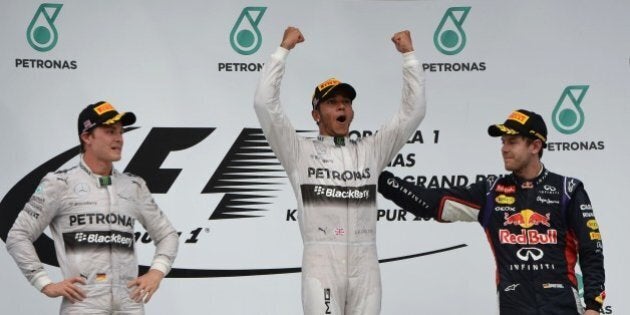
434,7,471,55
27,3,63,52
230,7,267,55
552,85,589,135
0,127,467,278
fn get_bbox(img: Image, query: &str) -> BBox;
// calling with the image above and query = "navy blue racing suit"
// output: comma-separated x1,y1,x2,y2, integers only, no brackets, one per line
378,168,605,314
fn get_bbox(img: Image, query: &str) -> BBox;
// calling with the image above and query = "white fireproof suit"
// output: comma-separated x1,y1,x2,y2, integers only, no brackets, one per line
6,158,179,314
254,47,426,314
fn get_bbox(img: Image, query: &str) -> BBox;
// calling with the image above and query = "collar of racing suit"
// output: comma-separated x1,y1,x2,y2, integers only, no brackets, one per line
79,155,119,188
508,164,547,189
317,135,354,146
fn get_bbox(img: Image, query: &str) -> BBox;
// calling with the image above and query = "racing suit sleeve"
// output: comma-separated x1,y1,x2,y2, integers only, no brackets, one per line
134,177,178,275
371,52,426,171
378,171,488,223
6,173,61,291
565,179,605,311
253,47,300,172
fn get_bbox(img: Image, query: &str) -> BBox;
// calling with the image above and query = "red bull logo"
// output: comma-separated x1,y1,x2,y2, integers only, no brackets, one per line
499,229,558,245
504,209,550,228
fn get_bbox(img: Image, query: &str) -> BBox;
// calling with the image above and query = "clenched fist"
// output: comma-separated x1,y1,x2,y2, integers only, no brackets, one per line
391,30,414,53
280,27,305,50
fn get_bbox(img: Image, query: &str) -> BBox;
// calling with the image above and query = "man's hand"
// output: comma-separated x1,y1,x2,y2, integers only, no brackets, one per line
280,26,304,50
391,30,414,53
584,310,600,315
41,276,87,303
127,269,165,304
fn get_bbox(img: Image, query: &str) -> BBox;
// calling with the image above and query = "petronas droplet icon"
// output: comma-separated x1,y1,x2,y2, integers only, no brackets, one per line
230,7,267,55
552,85,589,135
434,7,470,55
27,3,63,52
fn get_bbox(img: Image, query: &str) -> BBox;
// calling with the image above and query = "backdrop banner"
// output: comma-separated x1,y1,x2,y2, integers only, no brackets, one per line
1,1,627,314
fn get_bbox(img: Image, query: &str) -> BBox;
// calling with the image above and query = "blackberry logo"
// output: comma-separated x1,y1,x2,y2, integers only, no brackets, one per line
74,232,87,242
313,185,371,200
314,185,325,196
64,231,134,250
302,184,376,206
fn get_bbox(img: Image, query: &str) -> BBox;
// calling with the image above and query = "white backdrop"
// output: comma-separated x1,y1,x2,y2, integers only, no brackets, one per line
1,1,628,314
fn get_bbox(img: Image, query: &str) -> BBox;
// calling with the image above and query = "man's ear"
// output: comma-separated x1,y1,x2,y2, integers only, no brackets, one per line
531,139,543,155
80,131,93,146
312,109,320,124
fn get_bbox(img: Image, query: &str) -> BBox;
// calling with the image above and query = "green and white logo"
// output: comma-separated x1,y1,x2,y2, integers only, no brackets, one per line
434,7,471,55
552,85,589,135
27,3,63,52
576,273,585,298
230,7,266,55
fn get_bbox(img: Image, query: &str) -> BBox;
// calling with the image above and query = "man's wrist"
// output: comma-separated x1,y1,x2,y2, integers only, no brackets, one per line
33,274,53,292
585,299,602,311
402,51,418,65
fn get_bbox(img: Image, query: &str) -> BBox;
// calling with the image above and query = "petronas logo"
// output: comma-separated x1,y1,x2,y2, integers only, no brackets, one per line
230,7,267,55
552,85,589,135
27,3,63,52
434,7,471,55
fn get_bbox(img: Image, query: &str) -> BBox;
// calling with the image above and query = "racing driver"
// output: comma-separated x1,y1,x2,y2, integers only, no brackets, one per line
6,101,179,314
254,26,426,314
378,109,605,314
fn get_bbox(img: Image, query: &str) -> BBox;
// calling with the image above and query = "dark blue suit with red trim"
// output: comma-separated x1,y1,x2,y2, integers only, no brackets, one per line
378,168,605,314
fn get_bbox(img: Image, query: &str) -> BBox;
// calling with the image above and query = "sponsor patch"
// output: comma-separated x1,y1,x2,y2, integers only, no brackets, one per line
496,184,516,194
508,111,529,125
589,232,601,240
586,219,599,230
63,231,134,250
499,229,558,245
504,209,550,228
96,273,107,282
595,291,606,303
94,102,114,115
495,194,515,205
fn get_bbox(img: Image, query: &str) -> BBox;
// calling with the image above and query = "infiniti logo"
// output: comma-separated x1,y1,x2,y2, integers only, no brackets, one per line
386,177,399,188
516,247,544,262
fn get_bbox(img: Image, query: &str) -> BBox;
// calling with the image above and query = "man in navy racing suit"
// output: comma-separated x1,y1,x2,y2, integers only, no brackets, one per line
6,101,179,314
378,109,605,315
254,27,426,314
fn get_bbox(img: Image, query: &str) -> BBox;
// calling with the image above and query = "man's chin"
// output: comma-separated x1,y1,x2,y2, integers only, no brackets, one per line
111,154,122,162
333,128,349,137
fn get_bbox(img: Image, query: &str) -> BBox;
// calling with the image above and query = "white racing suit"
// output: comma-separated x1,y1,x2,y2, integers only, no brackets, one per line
254,47,426,314
6,158,179,314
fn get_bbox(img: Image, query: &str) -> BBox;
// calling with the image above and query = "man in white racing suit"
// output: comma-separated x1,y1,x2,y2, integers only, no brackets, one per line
254,27,426,314
6,101,179,314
